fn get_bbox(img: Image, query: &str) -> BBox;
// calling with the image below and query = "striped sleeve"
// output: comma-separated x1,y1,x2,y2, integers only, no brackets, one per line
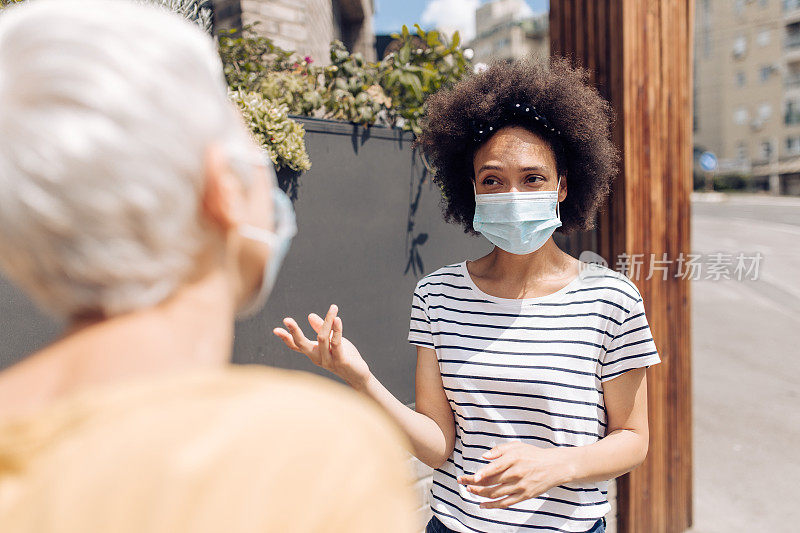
408,282,434,349
600,297,661,382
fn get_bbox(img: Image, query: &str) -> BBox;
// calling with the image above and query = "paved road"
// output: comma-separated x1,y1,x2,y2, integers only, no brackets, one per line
688,193,800,533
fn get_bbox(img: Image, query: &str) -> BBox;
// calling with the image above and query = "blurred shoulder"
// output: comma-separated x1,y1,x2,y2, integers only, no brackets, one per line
207,366,411,445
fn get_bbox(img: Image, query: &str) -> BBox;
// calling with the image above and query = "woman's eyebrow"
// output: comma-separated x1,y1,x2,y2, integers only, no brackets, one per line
476,164,504,173
518,165,550,173
476,164,551,174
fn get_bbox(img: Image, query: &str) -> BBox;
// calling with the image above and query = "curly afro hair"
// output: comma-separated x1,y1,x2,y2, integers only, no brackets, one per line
416,57,619,234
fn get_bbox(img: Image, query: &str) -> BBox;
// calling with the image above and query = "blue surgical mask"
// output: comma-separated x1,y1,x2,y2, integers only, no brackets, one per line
472,179,562,255
236,169,297,319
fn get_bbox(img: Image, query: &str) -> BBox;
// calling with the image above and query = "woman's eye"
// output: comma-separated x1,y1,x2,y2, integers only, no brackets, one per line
526,175,545,183
482,177,499,186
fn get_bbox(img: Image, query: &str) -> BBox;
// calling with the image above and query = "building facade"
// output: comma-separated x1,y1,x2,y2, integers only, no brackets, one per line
468,0,548,64
212,0,375,64
694,0,800,193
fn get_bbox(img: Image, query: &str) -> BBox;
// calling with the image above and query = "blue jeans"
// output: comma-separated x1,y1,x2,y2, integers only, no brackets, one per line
425,514,606,533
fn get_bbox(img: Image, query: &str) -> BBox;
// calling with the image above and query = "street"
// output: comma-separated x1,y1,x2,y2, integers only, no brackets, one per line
689,193,800,533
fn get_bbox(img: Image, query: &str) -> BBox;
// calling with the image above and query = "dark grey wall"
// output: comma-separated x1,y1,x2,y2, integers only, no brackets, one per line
233,118,490,403
0,118,490,404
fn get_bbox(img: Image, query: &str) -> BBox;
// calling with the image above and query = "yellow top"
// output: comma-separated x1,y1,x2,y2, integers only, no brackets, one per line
0,366,418,533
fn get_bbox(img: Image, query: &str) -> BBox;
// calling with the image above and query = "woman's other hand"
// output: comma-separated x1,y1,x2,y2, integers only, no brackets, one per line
456,441,576,510
274,305,371,388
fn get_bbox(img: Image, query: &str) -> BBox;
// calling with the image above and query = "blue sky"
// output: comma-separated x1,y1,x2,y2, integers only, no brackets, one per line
374,0,549,39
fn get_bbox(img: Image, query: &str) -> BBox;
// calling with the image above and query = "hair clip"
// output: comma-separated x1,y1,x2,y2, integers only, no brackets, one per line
469,103,562,146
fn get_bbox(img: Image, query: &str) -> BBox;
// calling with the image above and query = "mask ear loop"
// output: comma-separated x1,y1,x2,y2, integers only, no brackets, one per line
555,176,562,219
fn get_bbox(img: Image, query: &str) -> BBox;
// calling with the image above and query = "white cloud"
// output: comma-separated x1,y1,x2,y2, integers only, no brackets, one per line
515,1,535,18
421,0,480,42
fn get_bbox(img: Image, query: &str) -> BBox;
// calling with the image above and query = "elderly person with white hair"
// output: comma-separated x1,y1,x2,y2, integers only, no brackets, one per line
0,1,417,532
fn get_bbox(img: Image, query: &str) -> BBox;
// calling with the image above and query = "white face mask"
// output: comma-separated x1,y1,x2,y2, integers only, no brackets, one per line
472,178,562,255
235,171,297,320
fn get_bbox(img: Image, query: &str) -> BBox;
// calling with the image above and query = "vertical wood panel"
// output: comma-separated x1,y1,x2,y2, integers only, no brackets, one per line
550,2,694,532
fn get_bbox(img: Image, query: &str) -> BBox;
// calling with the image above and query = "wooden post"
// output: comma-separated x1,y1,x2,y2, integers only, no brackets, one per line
550,2,694,532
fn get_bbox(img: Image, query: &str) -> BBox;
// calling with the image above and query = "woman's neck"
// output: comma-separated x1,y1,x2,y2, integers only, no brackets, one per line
483,238,576,281
0,268,237,418
467,238,580,299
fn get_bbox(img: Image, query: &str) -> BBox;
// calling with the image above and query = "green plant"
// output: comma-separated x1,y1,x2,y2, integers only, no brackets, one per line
1,0,472,174
321,41,383,125
218,25,298,92
229,89,311,172
379,24,470,135
216,23,471,135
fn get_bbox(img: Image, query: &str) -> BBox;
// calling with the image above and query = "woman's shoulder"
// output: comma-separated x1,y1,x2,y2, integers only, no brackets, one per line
413,262,466,292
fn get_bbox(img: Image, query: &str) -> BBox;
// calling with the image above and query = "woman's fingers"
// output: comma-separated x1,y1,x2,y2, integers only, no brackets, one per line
316,305,338,364
469,480,517,500
282,317,316,354
273,328,301,352
479,490,526,510
308,313,324,333
331,316,343,351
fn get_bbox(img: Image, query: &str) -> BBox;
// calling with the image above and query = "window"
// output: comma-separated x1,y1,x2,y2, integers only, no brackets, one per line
760,65,773,82
786,22,800,48
736,142,748,160
734,107,749,125
733,35,747,58
786,136,800,154
760,140,774,159
757,29,771,46
758,103,773,120
760,0,769,7
494,37,511,51
735,0,745,15
736,71,746,87
785,100,800,124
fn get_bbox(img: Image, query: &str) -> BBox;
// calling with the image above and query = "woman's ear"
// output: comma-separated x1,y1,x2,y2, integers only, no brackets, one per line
201,143,246,232
558,174,568,203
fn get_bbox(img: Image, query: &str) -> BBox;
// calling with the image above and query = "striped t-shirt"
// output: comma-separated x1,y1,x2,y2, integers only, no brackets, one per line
408,261,661,533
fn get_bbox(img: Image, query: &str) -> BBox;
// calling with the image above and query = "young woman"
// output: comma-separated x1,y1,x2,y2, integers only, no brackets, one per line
274,58,661,533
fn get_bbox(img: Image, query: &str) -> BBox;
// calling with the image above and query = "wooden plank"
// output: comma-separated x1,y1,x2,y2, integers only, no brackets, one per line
550,1,694,531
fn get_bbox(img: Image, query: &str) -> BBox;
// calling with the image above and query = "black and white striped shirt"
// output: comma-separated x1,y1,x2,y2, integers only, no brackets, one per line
408,261,661,533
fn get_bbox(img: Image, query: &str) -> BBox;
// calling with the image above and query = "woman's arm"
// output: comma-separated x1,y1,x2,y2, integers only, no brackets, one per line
458,367,650,509
562,366,650,483
352,346,456,469
274,305,456,469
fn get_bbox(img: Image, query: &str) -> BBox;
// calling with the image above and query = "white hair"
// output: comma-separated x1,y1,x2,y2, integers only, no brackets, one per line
0,0,258,318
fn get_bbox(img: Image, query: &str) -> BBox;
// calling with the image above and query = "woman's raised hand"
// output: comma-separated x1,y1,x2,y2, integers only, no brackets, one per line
273,305,371,388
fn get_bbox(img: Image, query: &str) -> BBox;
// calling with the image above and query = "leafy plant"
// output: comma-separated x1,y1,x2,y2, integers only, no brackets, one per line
229,89,311,172
218,25,298,92
379,24,470,135
1,0,472,173
216,23,471,135
321,41,383,125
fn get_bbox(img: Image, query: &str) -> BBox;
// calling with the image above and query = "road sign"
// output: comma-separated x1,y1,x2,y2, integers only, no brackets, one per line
699,151,718,172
